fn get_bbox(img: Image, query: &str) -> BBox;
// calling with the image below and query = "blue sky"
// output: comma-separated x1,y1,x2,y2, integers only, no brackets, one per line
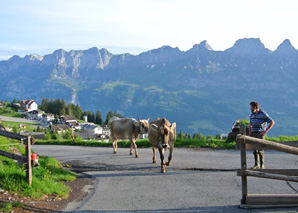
1,0,297,60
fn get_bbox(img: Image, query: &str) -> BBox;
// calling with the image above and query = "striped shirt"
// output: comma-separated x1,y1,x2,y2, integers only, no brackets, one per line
250,109,273,132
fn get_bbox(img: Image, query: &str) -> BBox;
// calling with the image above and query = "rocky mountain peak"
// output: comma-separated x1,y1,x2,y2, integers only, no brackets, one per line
137,45,181,63
226,38,271,56
24,54,43,61
191,40,213,51
274,39,297,55
8,55,22,62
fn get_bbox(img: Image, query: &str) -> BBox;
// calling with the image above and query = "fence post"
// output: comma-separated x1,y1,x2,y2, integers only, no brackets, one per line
25,136,32,186
239,123,247,204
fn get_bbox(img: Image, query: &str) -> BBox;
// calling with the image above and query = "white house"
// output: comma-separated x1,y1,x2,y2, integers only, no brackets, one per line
42,113,55,122
19,100,38,112
83,123,103,135
101,125,110,136
26,109,44,120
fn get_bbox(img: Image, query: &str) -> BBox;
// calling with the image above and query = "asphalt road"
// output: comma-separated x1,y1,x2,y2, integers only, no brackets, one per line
32,145,298,212
0,115,39,123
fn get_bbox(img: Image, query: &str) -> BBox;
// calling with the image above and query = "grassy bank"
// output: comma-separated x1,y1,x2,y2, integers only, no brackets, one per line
0,135,77,211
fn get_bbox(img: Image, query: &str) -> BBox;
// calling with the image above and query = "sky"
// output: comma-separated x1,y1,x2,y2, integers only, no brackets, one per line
1,0,298,60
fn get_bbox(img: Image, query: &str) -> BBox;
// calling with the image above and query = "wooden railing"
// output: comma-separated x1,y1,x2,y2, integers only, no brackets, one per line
237,123,298,208
0,130,32,186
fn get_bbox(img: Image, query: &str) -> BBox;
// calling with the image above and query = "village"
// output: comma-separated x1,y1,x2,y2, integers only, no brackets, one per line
0,99,148,142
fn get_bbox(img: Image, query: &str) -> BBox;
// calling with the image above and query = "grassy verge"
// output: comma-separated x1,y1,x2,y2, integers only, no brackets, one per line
1,120,40,133
0,136,77,203
0,201,24,213
0,106,22,118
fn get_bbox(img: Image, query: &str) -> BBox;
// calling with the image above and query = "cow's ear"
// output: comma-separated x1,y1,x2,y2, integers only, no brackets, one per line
150,124,159,132
171,123,176,130
133,121,140,126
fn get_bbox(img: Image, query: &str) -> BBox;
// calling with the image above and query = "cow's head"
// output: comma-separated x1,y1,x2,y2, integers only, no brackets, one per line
151,119,176,149
133,117,150,134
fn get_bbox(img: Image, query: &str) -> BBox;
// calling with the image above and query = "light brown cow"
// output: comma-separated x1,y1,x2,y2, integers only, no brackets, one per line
108,116,150,158
149,117,176,173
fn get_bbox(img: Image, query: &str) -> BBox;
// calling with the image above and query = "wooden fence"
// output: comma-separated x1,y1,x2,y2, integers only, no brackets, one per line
237,123,298,208
0,130,32,186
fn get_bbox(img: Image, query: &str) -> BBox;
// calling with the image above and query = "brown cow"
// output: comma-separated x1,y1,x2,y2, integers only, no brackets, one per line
148,117,176,173
108,116,150,158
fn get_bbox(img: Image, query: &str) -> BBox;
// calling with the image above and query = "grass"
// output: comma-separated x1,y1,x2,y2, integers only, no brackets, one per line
1,120,40,133
0,106,22,118
0,136,77,201
266,135,298,142
0,201,24,213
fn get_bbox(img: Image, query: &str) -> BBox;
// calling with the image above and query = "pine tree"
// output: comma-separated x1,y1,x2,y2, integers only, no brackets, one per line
178,131,184,139
105,111,114,124
95,111,103,125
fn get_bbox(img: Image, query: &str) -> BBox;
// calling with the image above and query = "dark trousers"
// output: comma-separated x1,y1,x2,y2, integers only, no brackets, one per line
250,132,264,155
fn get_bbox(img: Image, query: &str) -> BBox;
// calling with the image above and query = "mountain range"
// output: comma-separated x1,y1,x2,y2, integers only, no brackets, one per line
1,38,298,137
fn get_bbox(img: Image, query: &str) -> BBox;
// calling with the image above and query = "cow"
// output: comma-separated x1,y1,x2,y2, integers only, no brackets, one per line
148,117,176,173
108,116,150,158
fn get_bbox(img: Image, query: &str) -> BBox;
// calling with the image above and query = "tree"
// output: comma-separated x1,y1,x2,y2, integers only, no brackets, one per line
216,134,221,140
73,104,83,119
178,131,184,139
45,128,51,140
192,133,199,139
63,130,72,140
105,111,114,125
52,129,58,140
60,99,66,115
66,104,73,116
113,111,123,118
95,110,103,125
40,98,49,111
207,135,214,141
12,126,18,134
198,133,206,140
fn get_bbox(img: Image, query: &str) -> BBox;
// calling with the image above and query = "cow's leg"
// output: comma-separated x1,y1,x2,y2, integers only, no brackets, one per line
111,136,117,154
166,146,174,166
130,142,133,155
158,147,165,173
131,139,139,158
152,147,156,164
113,140,118,154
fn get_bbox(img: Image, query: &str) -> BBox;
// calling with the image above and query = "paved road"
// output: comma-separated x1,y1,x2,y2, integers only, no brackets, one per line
0,115,39,124
32,145,298,212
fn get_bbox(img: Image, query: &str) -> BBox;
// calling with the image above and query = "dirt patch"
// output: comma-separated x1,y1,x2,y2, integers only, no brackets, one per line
0,173,93,212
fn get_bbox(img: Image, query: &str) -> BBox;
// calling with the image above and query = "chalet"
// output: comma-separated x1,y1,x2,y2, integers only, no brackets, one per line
60,115,77,126
26,109,44,120
83,123,103,135
51,124,70,134
42,113,55,122
19,100,38,112
101,125,111,136
99,134,110,142
12,103,21,110
0,101,4,108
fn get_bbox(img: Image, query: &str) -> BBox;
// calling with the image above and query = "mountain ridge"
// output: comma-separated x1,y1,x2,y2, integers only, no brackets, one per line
1,37,298,137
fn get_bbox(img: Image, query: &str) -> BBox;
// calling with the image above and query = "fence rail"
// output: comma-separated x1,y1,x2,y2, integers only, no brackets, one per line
237,123,298,208
0,130,32,186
